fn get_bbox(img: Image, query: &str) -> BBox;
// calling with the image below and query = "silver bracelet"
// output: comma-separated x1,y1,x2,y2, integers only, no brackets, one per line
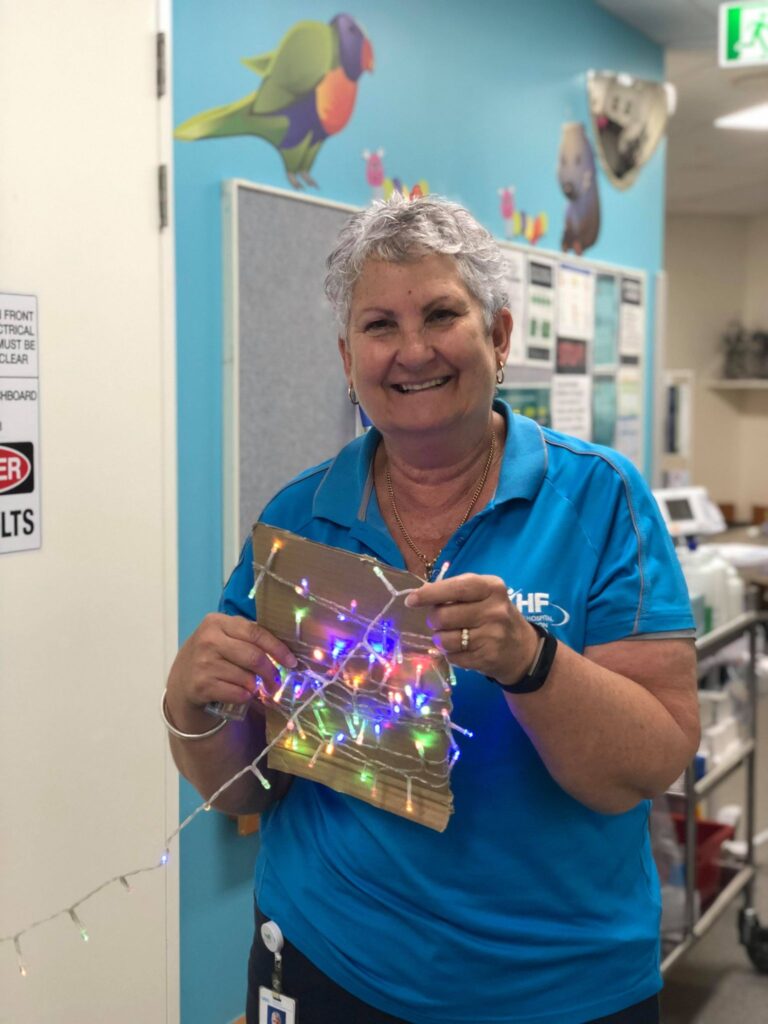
160,688,229,741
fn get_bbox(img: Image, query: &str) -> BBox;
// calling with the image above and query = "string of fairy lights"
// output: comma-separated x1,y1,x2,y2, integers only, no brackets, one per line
1,540,471,979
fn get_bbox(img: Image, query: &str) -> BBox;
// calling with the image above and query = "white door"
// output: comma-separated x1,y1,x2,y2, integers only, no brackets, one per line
0,1,178,1021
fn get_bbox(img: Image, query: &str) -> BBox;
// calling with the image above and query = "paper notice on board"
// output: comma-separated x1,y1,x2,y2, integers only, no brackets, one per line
594,273,619,368
592,375,617,448
551,375,592,440
614,367,642,464
525,255,556,367
499,385,551,427
618,367,642,416
0,292,41,554
557,264,595,343
619,275,644,362
556,336,588,374
615,417,641,463
501,249,527,366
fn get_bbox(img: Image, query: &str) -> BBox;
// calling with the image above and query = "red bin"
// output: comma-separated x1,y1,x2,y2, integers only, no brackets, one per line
671,814,736,908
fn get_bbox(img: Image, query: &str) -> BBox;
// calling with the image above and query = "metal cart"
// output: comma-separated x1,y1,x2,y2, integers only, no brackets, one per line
661,610,768,975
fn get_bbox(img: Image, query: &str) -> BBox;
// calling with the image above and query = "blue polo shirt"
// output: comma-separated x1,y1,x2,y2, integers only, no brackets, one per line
221,401,694,1024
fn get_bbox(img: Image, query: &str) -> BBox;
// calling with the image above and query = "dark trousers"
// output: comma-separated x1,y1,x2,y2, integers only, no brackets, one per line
246,905,660,1024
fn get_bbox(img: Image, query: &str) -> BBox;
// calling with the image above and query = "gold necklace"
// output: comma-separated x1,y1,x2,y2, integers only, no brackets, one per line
385,432,496,580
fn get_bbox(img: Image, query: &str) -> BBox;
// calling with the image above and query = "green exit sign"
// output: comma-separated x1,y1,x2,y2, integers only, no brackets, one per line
720,3,768,66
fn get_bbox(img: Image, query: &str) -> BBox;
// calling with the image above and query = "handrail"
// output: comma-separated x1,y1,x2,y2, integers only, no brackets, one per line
695,739,755,798
695,611,768,659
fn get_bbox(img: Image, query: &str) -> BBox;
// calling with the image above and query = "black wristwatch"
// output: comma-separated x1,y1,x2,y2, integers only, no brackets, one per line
494,621,558,694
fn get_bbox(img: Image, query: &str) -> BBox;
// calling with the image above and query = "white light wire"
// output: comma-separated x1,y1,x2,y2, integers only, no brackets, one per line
1,556,465,973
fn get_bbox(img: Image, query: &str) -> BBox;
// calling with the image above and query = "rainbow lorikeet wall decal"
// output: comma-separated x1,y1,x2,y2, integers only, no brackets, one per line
175,13,374,189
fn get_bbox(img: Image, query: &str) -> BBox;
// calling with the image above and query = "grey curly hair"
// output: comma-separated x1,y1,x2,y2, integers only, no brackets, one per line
324,193,509,335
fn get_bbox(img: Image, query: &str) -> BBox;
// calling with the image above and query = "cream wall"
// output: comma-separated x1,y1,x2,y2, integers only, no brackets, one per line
664,214,768,519
0,2,179,1022
744,214,768,328
740,216,768,515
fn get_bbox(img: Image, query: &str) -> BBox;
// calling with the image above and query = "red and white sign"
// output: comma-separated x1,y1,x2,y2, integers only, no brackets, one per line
0,445,32,493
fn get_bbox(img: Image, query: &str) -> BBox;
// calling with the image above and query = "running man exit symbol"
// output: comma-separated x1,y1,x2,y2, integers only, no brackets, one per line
720,3,768,67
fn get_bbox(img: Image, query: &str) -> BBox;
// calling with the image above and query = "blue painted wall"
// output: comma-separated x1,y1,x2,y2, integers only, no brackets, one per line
172,2,664,1020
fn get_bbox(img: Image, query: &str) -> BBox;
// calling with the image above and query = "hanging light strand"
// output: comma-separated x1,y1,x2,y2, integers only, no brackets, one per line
1,549,468,976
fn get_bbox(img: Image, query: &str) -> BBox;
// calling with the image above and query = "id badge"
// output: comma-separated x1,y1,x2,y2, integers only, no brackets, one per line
258,985,297,1024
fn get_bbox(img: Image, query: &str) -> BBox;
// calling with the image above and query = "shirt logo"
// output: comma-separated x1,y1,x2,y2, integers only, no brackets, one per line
507,587,571,627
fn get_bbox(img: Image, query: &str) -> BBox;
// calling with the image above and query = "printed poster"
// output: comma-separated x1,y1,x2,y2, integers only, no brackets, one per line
500,249,527,366
499,385,551,427
556,337,588,375
618,366,642,417
551,375,592,440
614,366,642,464
525,255,556,367
557,264,595,343
619,275,644,364
592,375,617,447
593,273,619,368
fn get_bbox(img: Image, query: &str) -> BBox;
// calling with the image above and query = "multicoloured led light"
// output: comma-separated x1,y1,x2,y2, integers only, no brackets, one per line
68,909,88,943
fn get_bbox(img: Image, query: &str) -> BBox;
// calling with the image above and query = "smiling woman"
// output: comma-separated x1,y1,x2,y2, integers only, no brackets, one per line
339,253,510,453
165,194,698,1024
327,197,514,582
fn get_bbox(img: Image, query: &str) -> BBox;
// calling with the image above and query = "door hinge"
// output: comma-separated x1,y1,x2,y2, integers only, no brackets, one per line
158,164,168,230
156,32,167,99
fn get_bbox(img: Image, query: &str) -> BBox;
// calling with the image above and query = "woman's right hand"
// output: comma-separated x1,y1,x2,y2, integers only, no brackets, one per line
166,613,298,728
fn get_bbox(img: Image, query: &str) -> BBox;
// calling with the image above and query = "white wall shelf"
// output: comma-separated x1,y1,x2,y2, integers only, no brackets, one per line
706,379,768,390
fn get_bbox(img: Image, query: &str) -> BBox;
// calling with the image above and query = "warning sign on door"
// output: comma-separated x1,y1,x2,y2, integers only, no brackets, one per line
1,293,41,553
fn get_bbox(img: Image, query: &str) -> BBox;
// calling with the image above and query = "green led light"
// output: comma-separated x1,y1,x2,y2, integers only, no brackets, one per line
412,730,438,750
312,707,328,737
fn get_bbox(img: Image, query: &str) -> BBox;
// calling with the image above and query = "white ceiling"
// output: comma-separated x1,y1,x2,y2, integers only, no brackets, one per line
595,0,768,216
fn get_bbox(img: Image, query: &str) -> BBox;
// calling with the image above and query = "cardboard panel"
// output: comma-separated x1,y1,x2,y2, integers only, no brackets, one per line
252,524,457,831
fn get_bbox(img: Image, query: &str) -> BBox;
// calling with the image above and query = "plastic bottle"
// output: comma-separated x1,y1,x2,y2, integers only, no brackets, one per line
677,543,732,632
726,566,745,621
706,549,732,630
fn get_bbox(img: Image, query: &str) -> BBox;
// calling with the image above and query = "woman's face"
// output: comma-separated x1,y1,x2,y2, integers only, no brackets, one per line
339,253,511,441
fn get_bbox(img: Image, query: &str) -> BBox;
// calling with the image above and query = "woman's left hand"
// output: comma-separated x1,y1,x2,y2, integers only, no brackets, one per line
405,573,540,687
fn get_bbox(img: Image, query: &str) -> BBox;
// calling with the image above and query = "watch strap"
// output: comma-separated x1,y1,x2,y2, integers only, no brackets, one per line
495,621,558,694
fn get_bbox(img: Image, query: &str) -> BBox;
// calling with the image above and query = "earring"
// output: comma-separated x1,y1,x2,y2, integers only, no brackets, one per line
347,382,359,405
495,364,505,385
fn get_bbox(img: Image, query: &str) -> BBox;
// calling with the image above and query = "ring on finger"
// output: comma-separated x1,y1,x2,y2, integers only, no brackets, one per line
460,627,470,652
